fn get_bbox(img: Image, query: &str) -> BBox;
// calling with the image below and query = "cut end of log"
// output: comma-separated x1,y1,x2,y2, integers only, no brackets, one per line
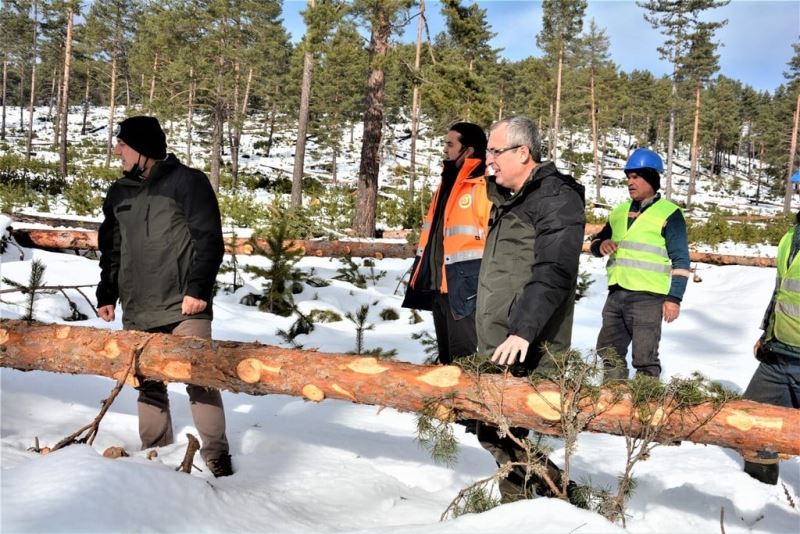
236,358,281,384
98,340,121,359
346,357,389,375
302,384,325,402
146,450,158,460
725,409,784,432
526,391,562,421
237,358,263,384
55,326,71,339
0,329,8,345
102,446,129,459
416,366,462,388
163,361,192,381
332,383,357,402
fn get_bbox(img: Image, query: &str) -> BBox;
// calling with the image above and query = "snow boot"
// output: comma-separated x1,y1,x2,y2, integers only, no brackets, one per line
207,454,233,477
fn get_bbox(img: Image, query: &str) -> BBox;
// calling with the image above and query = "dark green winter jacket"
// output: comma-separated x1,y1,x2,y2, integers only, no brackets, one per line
96,155,224,331
476,161,585,371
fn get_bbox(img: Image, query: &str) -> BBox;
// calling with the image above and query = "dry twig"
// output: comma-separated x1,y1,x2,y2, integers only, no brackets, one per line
176,434,201,474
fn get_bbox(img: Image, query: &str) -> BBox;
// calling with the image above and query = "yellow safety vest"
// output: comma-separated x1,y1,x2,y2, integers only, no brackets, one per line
769,226,800,347
606,198,680,295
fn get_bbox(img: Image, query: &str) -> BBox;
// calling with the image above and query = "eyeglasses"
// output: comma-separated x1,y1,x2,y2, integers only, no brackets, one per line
487,145,522,157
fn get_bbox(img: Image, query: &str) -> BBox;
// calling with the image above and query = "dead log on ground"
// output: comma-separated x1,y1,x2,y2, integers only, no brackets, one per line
0,320,797,456
8,227,779,267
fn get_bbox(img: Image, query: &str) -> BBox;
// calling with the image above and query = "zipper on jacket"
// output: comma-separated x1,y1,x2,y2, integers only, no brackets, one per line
145,204,151,237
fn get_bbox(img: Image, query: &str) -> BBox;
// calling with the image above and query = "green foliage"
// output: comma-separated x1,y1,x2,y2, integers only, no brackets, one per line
308,309,342,323
244,217,307,316
0,153,65,196
687,212,795,246
448,484,500,518
416,396,459,466
334,256,386,289
219,189,269,228
2,259,48,321
409,309,423,324
276,309,315,348
345,304,373,355
575,270,595,301
411,330,439,364
379,307,399,321
63,177,103,216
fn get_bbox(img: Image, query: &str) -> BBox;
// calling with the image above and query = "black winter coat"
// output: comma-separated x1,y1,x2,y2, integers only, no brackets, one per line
96,155,224,331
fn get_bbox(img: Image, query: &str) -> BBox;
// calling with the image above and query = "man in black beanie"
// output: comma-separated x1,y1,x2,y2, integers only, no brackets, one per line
402,122,490,364
96,115,233,477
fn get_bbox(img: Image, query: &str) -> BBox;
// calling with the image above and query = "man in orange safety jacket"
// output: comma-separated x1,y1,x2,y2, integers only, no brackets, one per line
402,122,490,363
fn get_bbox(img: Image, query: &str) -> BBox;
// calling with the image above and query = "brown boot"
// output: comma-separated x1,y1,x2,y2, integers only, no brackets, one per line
207,454,233,477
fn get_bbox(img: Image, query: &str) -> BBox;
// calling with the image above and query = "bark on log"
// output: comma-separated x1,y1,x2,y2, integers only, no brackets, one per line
0,320,797,456
8,227,778,267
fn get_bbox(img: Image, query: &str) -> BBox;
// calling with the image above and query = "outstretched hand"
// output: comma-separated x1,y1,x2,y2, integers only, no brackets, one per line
491,335,530,366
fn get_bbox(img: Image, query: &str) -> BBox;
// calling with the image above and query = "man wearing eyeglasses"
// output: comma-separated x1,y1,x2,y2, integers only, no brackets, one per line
474,116,586,502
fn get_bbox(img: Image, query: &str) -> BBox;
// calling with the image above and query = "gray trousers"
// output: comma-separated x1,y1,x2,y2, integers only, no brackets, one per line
596,289,664,381
137,319,229,463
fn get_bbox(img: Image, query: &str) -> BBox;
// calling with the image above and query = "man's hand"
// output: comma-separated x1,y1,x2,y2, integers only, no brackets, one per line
662,301,680,323
182,296,208,315
491,335,530,366
753,338,763,360
97,305,115,322
599,239,618,256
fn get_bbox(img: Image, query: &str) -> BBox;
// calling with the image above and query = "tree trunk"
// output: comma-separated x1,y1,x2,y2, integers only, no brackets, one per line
687,83,702,209
81,65,90,135
148,52,158,112
25,0,38,161
292,45,314,209
104,52,118,168
210,98,224,192
51,69,60,146
784,90,800,214
1,320,798,456
58,8,74,178
264,94,277,158
18,68,25,131
664,73,677,200
230,61,241,187
552,43,564,162
408,0,425,204
186,67,194,165
8,226,779,267
590,67,600,201
353,3,391,237
1,59,7,140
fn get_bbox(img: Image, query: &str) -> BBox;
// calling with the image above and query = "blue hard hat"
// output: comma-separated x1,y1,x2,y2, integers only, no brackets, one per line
624,148,664,174
791,170,800,184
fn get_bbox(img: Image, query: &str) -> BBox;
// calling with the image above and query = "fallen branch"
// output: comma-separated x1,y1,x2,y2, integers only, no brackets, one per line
177,434,201,474
49,335,152,451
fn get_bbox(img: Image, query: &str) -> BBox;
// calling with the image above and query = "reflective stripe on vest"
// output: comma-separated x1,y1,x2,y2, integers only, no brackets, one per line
606,198,680,295
408,158,489,293
771,227,800,347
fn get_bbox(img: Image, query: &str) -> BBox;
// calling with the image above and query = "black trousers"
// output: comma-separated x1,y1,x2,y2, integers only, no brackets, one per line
431,292,478,364
596,289,664,381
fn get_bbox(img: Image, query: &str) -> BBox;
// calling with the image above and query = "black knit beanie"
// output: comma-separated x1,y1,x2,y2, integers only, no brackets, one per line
449,122,487,161
627,167,661,192
116,116,167,160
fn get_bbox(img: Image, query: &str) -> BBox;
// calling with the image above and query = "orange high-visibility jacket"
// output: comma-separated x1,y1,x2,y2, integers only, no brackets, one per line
407,158,491,317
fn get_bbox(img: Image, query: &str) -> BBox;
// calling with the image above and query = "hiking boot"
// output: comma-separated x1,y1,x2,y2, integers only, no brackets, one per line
207,454,233,477
744,460,778,485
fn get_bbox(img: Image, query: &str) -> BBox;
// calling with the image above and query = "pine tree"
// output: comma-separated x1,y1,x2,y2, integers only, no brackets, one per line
638,0,729,200
352,0,413,238
782,40,800,213
536,0,587,161
682,22,724,209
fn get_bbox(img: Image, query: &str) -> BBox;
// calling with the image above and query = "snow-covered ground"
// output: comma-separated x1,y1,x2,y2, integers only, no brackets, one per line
1,107,799,532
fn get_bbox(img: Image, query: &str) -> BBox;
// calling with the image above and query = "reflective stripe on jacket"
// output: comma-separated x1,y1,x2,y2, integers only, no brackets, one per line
409,158,491,295
770,226,800,347
606,198,680,295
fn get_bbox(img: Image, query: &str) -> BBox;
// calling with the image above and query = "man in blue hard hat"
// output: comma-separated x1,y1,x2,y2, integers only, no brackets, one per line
740,176,800,485
591,148,691,381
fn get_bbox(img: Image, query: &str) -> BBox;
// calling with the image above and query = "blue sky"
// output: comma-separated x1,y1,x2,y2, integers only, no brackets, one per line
282,0,799,93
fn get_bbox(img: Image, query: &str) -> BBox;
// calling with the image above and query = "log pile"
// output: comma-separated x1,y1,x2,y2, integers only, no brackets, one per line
1,320,797,456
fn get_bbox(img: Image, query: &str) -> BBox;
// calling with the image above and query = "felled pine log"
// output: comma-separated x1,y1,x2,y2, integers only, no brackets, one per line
7,227,778,267
0,320,797,456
